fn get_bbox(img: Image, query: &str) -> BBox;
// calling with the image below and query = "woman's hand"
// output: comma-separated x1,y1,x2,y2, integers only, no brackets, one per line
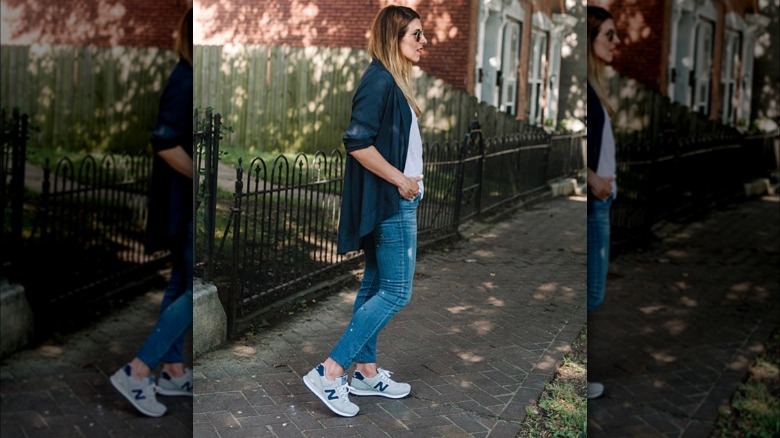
349,146,422,199
398,175,423,200
587,169,615,200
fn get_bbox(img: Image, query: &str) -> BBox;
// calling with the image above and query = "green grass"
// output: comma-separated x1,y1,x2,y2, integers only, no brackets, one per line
713,328,780,437
519,328,587,438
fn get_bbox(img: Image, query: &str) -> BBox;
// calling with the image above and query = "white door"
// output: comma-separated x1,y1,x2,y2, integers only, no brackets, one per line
528,30,547,125
721,30,740,125
692,19,714,115
500,20,521,115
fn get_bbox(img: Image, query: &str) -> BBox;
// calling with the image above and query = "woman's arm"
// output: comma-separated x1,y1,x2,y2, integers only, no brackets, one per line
350,146,422,199
157,146,193,179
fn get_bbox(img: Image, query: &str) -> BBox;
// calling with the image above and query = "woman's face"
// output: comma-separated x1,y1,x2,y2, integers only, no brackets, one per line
399,18,427,63
593,18,620,63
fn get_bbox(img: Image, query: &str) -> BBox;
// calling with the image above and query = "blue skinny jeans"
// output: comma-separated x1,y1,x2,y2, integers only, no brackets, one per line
329,196,419,370
136,220,193,369
587,196,612,313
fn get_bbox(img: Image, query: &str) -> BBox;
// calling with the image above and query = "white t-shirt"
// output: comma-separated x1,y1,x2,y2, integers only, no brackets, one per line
598,105,617,197
404,103,424,198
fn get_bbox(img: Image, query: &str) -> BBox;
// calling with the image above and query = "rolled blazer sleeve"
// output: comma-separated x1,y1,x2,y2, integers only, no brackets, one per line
342,67,394,152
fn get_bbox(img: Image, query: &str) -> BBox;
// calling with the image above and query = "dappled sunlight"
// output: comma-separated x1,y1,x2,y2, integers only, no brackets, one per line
448,326,463,334
231,345,257,357
38,345,64,357
727,355,750,371
447,304,473,315
662,319,687,336
674,281,690,291
535,354,558,372
455,350,485,363
469,319,495,336
480,281,498,291
639,304,666,315
665,249,688,259
649,350,677,364
337,290,357,305
486,296,504,307
678,295,697,307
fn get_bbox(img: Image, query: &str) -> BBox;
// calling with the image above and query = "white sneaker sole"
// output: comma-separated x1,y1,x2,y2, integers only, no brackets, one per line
302,374,358,417
349,387,411,399
156,387,193,397
110,373,166,417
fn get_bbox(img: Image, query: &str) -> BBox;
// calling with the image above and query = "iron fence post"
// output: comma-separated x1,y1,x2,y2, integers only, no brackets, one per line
228,161,243,337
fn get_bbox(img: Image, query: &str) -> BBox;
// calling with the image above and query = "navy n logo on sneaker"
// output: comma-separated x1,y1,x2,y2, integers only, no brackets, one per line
374,381,389,392
132,389,146,400
183,382,193,392
325,388,338,400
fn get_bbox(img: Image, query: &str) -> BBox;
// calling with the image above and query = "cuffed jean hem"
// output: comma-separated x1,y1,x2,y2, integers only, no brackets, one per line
587,196,612,313
329,195,418,370
136,220,193,369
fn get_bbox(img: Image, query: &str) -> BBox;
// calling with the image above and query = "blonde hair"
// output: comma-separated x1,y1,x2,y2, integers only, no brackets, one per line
587,6,615,117
368,5,422,117
175,8,193,66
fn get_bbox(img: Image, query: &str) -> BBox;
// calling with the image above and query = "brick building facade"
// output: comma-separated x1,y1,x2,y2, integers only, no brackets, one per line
1,0,191,48
195,0,580,125
591,0,774,127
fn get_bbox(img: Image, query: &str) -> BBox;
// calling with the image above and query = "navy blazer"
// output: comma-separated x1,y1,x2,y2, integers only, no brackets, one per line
145,59,193,254
337,60,412,254
586,82,605,207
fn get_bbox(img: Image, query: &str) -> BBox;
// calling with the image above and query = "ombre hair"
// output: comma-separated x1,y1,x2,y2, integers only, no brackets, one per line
587,6,615,117
175,8,193,66
368,5,422,117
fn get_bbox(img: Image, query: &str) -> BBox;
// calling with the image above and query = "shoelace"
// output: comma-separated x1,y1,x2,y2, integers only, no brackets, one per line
376,368,395,384
335,382,355,403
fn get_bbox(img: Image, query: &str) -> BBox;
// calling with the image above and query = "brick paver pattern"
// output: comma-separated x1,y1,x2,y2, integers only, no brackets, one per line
588,195,780,437
0,289,193,437
193,196,587,437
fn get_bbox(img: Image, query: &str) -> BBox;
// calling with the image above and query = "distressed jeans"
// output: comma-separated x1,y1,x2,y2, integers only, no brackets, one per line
136,220,193,369
587,196,612,313
329,195,419,370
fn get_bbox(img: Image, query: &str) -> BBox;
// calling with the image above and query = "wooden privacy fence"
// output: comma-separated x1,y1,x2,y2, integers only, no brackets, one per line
195,111,585,336
1,110,169,310
0,45,177,153
194,45,538,155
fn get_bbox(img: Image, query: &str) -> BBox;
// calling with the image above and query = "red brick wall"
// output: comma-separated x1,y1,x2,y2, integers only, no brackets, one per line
597,0,667,92
1,0,190,48
195,0,474,90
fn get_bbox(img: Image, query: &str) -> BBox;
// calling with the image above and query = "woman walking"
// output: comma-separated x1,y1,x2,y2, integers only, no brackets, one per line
586,5,620,400
110,7,194,417
303,5,427,417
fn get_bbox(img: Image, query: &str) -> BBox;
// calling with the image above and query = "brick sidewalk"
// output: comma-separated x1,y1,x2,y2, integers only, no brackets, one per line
193,196,587,437
0,289,193,437
588,195,780,437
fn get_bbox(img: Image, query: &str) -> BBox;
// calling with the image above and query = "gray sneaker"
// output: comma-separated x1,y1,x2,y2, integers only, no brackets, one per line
157,368,193,397
110,364,167,417
303,364,359,417
350,368,411,399
587,381,605,399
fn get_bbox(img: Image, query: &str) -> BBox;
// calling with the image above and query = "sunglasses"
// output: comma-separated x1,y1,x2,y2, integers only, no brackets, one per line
412,29,424,42
605,29,616,42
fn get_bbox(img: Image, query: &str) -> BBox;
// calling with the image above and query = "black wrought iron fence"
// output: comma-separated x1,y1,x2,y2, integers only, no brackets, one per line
612,129,778,249
1,109,168,309
195,110,585,335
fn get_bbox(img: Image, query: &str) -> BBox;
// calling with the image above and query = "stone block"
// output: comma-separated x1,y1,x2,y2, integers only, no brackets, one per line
1,278,34,358
193,280,226,359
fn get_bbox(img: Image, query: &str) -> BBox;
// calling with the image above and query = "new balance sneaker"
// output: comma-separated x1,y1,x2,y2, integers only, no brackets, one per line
587,381,605,399
302,364,359,417
110,364,167,417
157,368,193,397
350,368,411,399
